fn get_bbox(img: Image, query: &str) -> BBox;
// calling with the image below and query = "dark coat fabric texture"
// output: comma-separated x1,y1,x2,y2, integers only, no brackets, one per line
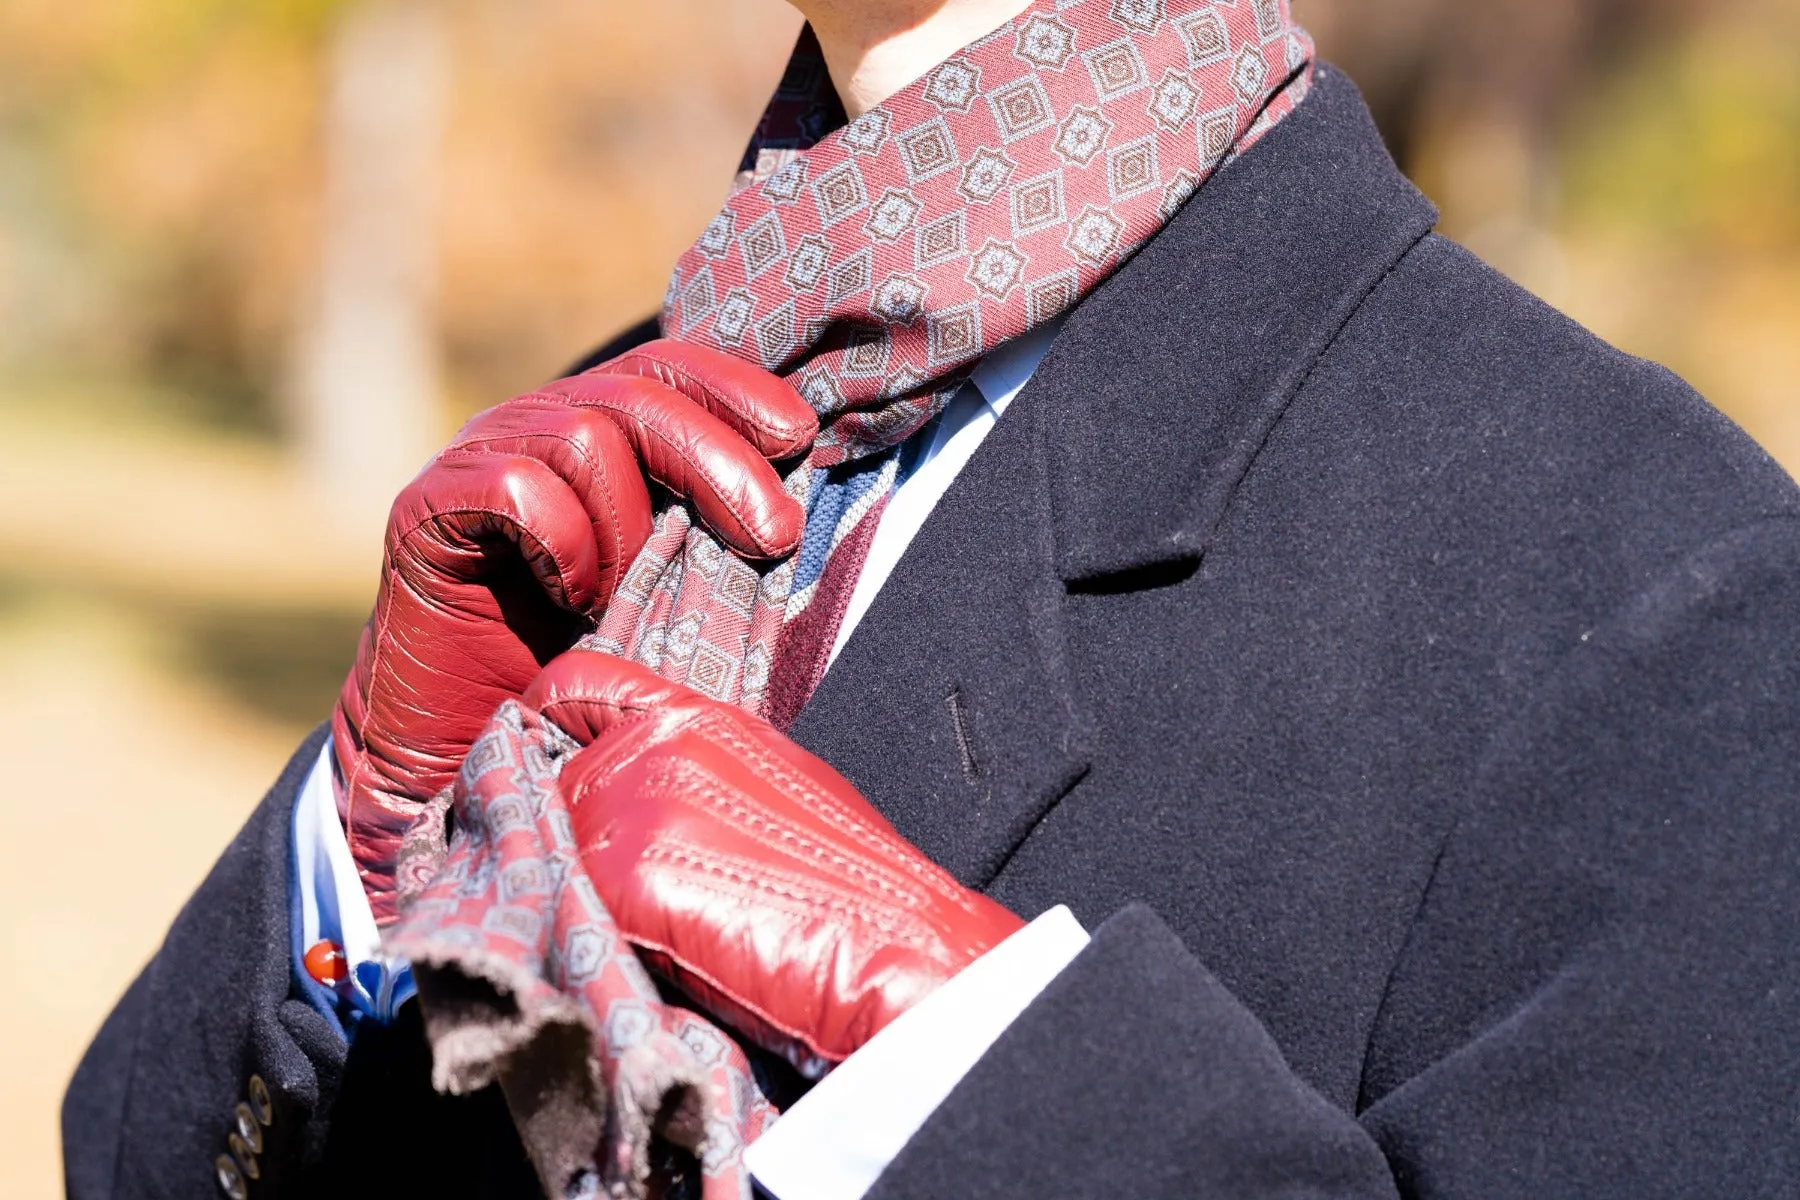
64,67,1800,1199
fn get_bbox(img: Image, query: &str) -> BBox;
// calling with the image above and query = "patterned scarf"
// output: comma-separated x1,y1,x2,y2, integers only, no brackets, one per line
387,704,782,1200
391,3,1314,1197
584,0,1314,725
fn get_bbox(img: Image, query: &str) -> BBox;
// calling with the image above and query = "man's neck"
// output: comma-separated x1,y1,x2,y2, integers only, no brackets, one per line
793,0,1035,118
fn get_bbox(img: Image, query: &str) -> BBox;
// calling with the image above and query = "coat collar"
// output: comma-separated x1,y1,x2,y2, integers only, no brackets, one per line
1036,64,1438,584
789,67,1438,889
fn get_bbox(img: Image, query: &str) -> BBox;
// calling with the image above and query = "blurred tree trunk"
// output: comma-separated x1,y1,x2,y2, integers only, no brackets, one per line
1301,0,1694,167
293,0,449,524
1299,0,1697,296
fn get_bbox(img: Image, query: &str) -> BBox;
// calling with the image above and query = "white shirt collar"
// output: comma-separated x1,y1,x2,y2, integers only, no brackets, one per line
969,316,1063,416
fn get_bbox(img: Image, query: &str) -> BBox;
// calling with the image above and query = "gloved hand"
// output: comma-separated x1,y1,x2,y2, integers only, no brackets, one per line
335,341,817,922
523,650,1025,1073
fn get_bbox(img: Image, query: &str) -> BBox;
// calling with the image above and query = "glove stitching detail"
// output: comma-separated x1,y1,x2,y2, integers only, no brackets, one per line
446,422,637,604
700,718,985,912
542,387,776,559
391,500,587,610
609,351,813,453
640,841,940,950
639,757,936,911
450,426,633,586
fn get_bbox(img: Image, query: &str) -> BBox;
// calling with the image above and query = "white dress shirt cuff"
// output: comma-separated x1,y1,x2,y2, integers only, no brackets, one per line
744,905,1089,1200
293,737,415,1021
293,738,384,966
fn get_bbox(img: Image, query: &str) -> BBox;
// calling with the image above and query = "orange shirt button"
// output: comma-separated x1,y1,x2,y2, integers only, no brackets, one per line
303,940,347,988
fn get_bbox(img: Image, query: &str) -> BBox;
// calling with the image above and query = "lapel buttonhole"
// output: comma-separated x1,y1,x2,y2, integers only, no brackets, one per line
944,684,984,781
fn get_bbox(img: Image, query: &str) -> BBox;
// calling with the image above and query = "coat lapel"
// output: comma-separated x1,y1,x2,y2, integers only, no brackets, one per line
788,369,1091,889
1039,65,1439,584
788,67,1438,889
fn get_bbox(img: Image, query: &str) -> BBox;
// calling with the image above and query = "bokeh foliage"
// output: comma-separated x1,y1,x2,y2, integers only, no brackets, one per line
1562,3,1800,255
0,0,1796,462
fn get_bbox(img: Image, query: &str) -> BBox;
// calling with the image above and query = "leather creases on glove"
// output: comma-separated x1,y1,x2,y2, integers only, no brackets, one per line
527,651,1026,1072
334,340,817,922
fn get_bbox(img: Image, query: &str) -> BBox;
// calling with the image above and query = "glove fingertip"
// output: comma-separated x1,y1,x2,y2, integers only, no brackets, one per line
711,493,806,562
524,651,694,745
757,494,808,559
756,404,820,462
610,340,820,461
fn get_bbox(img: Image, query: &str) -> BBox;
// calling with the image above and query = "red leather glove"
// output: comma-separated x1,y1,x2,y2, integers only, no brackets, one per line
523,650,1026,1073
335,341,817,921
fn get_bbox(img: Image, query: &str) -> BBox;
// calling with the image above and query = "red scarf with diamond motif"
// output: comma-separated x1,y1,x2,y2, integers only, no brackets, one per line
396,4,1315,1198
584,0,1313,723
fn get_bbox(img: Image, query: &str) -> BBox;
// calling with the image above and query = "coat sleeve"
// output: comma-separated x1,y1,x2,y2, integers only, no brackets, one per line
61,725,544,1200
61,726,347,1200
863,518,1800,1200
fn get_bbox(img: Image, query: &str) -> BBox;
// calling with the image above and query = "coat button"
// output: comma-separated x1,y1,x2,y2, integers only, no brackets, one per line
214,1154,248,1200
234,1103,265,1155
247,1074,274,1126
229,1132,261,1180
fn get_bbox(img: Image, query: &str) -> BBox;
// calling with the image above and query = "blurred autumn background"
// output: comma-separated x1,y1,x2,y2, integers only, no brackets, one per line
2,0,1797,1191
